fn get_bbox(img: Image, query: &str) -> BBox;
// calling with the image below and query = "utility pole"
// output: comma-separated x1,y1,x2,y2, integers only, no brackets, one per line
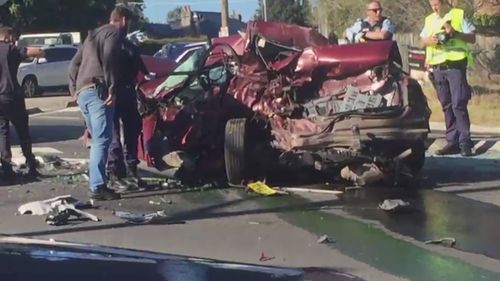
219,0,229,37
263,0,267,21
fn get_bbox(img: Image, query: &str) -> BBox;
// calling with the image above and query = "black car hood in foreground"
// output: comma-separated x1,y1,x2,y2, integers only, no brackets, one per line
0,236,364,281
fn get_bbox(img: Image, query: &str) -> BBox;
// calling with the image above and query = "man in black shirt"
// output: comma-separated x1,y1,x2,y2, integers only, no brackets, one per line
107,39,149,189
0,26,44,178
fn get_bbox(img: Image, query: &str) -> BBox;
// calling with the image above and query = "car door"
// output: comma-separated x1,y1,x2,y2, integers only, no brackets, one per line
57,47,78,86
35,48,58,87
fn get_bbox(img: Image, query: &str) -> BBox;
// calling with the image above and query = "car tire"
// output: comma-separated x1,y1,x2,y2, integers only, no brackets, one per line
224,118,247,187
22,76,39,98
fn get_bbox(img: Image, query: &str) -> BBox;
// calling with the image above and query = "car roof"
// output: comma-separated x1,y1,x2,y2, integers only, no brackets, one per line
41,44,79,50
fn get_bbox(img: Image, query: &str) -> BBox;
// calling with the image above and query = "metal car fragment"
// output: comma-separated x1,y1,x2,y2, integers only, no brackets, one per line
113,210,168,225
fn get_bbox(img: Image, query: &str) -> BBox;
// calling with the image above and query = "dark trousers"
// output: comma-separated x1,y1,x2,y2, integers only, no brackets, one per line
0,97,35,169
107,87,142,177
434,65,472,148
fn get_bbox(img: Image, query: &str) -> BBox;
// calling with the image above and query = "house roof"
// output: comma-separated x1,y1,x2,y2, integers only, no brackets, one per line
143,10,246,39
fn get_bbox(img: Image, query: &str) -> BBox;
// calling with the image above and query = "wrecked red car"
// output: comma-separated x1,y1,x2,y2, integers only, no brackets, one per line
137,21,431,186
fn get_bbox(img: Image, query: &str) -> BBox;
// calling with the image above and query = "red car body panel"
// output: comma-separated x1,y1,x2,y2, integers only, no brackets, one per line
137,21,429,179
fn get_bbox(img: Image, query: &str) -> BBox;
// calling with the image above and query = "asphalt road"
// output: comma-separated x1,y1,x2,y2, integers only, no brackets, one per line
2,108,500,281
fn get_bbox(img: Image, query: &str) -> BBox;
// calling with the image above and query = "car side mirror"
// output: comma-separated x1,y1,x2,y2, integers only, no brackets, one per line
37,57,48,64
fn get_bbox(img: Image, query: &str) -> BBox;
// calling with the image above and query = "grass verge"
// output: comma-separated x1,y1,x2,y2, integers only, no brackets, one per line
423,84,500,127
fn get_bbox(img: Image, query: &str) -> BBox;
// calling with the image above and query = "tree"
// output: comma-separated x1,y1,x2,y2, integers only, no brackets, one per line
116,0,148,31
254,0,312,26
167,6,183,23
0,0,116,33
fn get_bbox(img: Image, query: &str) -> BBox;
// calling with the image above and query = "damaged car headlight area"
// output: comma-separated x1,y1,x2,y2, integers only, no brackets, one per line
137,21,431,187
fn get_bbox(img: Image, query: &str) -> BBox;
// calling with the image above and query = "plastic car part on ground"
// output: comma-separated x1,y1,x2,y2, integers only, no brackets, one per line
247,181,279,196
378,199,411,212
18,195,99,226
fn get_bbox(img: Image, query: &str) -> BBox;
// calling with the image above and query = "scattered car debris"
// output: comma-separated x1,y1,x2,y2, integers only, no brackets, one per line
424,237,456,248
113,210,168,225
341,164,385,187
317,234,335,244
277,187,343,195
18,195,100,226
148,200,162,206
18,195,77,215
259,252,275,262
159,197,173,204
45,204,100,226
378,199,411,212
247,181,279,196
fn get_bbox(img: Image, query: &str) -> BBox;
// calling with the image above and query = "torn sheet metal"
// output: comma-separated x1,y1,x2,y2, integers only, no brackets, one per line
113,210,167,225
424,237,456,248
45,205,100,226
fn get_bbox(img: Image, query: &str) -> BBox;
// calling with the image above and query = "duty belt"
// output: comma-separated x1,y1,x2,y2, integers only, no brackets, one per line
432,59,467,70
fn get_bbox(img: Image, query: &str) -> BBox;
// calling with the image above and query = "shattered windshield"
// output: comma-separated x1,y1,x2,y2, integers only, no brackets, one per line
153,47,207,95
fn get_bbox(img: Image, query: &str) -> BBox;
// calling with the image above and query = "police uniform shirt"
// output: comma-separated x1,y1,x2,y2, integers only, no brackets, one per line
345,17,396,43
419,12,475,38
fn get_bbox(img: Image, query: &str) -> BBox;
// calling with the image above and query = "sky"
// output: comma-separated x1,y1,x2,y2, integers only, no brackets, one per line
143,0,259,23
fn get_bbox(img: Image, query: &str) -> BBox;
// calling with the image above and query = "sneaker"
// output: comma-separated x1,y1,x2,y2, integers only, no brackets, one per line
435,143,460,155
460,146,473,157
90,187,121,201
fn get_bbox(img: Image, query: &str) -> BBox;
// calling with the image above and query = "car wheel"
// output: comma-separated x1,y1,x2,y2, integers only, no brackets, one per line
22,76,39,97
224,118,247,186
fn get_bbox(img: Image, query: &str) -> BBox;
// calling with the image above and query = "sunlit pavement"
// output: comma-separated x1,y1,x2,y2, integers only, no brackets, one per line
1,108,500,281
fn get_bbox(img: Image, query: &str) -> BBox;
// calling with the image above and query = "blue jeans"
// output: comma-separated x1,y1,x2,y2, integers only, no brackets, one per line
78,86,114,192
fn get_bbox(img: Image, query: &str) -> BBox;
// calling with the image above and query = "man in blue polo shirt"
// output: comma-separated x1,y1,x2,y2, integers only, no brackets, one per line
345,1,396,43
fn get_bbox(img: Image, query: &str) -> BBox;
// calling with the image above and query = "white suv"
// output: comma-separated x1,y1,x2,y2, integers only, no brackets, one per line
17,45,78,97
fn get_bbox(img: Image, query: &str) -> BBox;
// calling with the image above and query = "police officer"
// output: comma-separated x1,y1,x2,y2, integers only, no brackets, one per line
420,0,475,156
106,38,149,190
345,1,396,43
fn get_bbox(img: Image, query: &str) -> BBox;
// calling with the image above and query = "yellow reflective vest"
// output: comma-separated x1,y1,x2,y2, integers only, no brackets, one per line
424,8,472,66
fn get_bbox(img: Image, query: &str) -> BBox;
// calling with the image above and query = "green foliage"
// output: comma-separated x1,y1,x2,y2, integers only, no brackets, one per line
254,0,312,26
116,0,148,31
473,14,500,27
0,0,116,33
167,6,182,23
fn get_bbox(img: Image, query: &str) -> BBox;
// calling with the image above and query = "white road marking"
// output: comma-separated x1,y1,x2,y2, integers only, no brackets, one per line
30,106,81,117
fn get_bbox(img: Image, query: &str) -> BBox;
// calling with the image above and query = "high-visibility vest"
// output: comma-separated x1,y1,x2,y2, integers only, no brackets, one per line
424,8,472,66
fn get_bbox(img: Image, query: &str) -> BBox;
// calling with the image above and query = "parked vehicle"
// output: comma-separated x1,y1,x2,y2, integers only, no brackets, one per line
18,32,81,47
17,45,78,97
153,41,208,63
138,21,430,187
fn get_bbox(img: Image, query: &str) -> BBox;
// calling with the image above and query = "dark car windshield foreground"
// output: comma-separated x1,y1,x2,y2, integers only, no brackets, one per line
2,1,500,280
0,236,362,281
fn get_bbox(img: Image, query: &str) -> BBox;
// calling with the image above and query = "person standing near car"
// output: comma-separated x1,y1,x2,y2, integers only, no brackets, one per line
420,0,475,156
69,7,132,200
107,38,150,190
344,1,396,43
0,26,44,179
